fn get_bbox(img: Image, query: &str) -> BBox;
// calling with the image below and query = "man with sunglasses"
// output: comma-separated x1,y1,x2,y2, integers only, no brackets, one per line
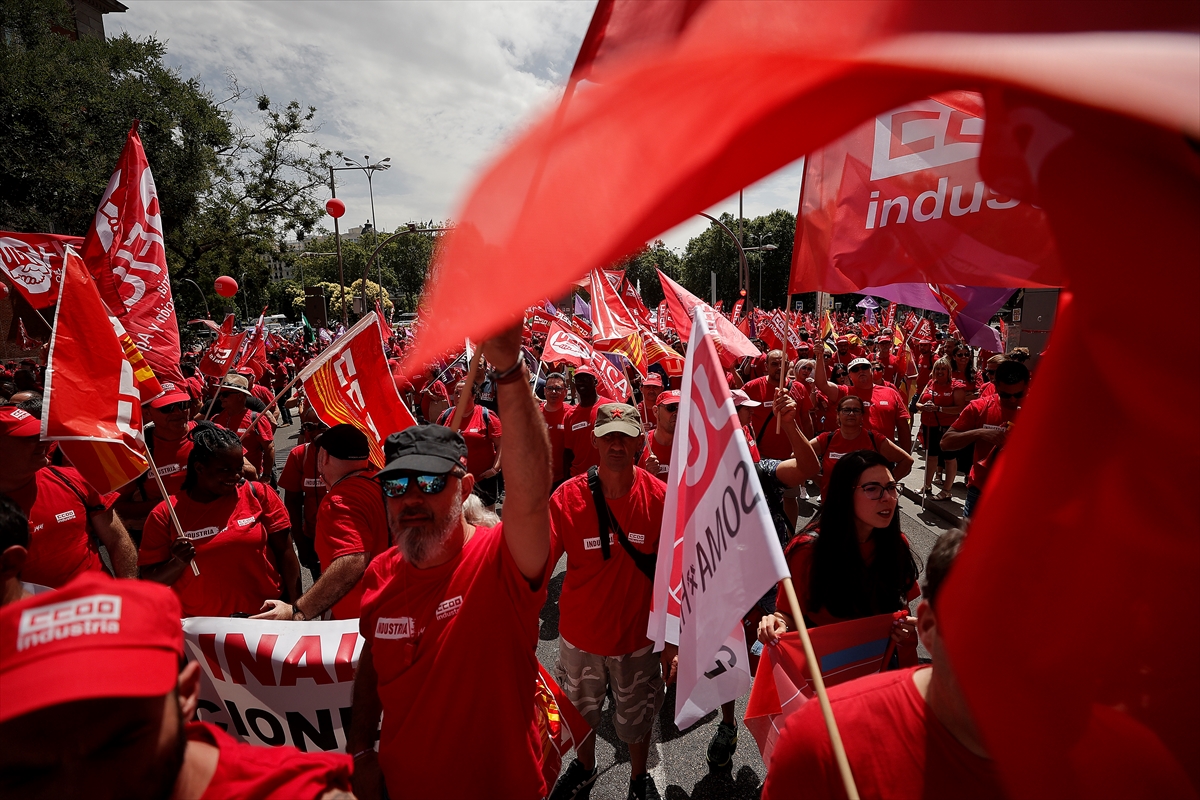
347,325,553,800
940,359,1030,518
978,355,1007,399
814,349,913,454
276,406,329,581
639,390,679,477
541,372,573,490
562,364,615,481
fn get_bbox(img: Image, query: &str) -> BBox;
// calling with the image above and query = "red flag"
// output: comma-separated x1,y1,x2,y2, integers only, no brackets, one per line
525,307,555,336
657,269,759,367
590,351,630,401
197,330,246,379
13,318,40,352
640,329,685,376
656,300,669,335
42,248,148,492
375,299,392,346
882,302,897,330
236,308,269,382
569,0,708,84
730,298,745,325
0,232,84,309
80,121,183,385
298,313,417,469
588,268,638,343
540,319,593,368
619,277,653,327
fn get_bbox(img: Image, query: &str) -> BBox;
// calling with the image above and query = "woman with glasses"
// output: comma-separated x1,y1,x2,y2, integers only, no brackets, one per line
139,422,303,617
917,358,968,500
757,449,920,657
808,394,913,497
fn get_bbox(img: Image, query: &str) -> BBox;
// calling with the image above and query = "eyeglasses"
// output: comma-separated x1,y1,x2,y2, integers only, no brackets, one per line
545,385,566,392
661,404,679,413
855,481,899,500
380,472,455,498
849,365,870,373
871,366,883,372
838,406,863,414
997,390,1025,400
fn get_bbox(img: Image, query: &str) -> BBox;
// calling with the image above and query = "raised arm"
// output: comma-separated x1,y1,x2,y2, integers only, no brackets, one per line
483,324,552,582
773,391,820,484
812,345,837,402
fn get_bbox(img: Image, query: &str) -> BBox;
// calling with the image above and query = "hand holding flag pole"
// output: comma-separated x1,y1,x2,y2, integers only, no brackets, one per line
141,423,199,577
449,344,485,433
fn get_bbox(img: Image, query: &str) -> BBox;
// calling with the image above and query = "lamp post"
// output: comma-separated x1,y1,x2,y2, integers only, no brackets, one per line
237,271,250,322
744,234,778,309
360,222,453,317
698,212,750,307
336,155,391,295
182,278,210,319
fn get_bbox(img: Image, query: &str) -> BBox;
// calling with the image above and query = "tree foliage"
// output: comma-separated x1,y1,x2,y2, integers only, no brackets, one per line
676,210,796,311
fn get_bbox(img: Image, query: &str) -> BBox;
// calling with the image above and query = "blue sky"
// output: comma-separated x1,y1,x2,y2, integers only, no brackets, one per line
112,1,805,251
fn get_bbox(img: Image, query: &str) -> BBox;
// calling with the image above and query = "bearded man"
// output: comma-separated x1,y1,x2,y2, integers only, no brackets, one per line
346,325,553,800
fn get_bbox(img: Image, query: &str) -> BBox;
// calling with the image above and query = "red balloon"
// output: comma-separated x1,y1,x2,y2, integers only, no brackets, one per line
214,275,238,297
325,198,346,219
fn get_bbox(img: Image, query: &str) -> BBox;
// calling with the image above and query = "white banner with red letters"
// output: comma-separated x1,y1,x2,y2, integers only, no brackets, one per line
183,617,362,753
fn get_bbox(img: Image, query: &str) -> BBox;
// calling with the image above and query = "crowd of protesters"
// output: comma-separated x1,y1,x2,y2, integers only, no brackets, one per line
0,308,1045,800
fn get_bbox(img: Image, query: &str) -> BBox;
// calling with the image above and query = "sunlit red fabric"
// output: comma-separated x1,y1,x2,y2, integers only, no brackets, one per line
588,268,638,343
570,0,709,83
657,269,759,367
81,121,183,385
197,330,246,379
0,232,83,309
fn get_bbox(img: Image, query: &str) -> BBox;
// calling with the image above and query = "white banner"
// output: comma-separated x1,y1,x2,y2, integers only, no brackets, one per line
648,311,790,729
183,617,363,753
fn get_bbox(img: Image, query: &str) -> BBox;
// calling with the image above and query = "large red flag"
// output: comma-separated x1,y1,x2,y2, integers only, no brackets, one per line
657,268,759,366
235,308,269,382
588,268,638,343
540,319,592,368
298,313,417,469
0,232,84,309
42,248,148,493
81,121,183,385
197,330,246,379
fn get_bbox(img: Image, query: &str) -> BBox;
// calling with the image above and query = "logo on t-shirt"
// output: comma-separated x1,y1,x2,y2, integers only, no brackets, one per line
182,527,220,541
583,533,616,551
571,421,589,431
303,478,322,488
54,510,77,524
156,463,181,477
375,616,415,639
878,400,889,407
435,595,463,621
828,452,847,461
17,594,121,652
628,533,645,544
236,516,256,527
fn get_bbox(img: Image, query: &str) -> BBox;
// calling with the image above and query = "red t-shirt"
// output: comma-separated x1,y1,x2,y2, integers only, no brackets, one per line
148,423,196,500
919,379,967,428
980,381,996,398
214,408,274,476
741,423,761,462
187,721,353,800
950,394,1019,489
830,384,910,440
314,471,388,619
550,469,665,655
9,467,113,588
419,379,449,421
812,429,886,495
637,432,673,478
741,377,808,459
359,526,549,799
562,398,615,478
438,405,501,477
251,384,276,415
139,482,290,617
541,402,572,482
764,668,1004,800
277,442,326,539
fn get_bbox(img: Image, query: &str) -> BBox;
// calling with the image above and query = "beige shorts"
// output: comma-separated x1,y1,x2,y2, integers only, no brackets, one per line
554,637,665,744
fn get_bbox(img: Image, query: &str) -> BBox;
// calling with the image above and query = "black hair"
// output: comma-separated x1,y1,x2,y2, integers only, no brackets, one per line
952,345,977,383
545,372,567,385
0,496,30,551
806,450,919,619
13,369,38,392
181,421,243,490
180,363,196,378
995,359,1030,386
922,528,967,607
16,395,42,420
830,364,849,386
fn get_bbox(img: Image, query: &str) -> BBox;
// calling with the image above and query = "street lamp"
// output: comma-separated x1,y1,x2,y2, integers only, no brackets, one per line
744,234,778,309
697,213,750,307
182,278,210,319
359,222,453,317
237,271,250,322
337,155,391,292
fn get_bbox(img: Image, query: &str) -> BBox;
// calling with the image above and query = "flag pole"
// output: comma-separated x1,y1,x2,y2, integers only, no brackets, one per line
449,350,485,432
780,576,860,800
239,373,304,443
141,425,199,576
776,295,793,434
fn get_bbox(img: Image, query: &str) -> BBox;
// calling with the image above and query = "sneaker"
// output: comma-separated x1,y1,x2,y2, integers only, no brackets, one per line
549,758,599,800
706,721,739,768
627,773,661,800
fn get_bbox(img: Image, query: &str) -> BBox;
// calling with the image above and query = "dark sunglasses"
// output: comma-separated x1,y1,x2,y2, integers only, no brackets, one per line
871,366,883,372
661,404,679,413
997,390,1025,400
849,365,870,373
158,402,190,413
380,472,455,498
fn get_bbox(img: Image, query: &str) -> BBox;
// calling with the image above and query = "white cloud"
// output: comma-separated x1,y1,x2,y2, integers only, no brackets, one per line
111,1,803,249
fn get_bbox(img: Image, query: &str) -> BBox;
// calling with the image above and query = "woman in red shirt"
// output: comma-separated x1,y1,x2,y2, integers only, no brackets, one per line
758,449,919,658
139,423,302,617
808,394,912,497
950,345,982,398
917,358,969,500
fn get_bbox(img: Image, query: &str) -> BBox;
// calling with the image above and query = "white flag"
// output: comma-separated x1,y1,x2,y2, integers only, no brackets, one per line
648,311,790,729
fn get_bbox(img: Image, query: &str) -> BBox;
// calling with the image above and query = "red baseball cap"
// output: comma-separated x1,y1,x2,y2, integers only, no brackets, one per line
0,406,40,438
574,364,596,377
657,390,682,407
0,574,183,723
642,373,663,388
143,381,191,409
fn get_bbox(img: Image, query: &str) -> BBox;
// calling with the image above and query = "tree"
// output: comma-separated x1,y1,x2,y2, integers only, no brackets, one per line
676,210,796,311
608,240,682,308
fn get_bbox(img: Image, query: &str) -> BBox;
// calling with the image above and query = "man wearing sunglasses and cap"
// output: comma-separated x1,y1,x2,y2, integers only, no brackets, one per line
0,574,356,799
638,390,679,477
346,324,552,800
940,359,1030,519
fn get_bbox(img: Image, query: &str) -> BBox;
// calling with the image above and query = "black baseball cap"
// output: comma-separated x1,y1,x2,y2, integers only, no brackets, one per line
380,424,468,477
315,423,371,461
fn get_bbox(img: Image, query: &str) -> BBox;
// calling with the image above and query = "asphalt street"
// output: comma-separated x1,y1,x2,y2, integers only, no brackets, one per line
274,418,958,798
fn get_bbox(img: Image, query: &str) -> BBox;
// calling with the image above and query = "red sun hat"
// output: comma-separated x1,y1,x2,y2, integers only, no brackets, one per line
143,381,192,409
641,373,663,388
0,574,183,724
0,406,41,438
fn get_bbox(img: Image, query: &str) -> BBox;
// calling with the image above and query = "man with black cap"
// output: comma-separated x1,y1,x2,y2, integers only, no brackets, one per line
255,423,387,621
548,402,668,800
346,324,552,800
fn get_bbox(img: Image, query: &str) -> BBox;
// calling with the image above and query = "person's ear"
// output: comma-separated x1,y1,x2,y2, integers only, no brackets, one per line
0,545,27,581
915,598,938,653
459,472,475,498
177,661,202,721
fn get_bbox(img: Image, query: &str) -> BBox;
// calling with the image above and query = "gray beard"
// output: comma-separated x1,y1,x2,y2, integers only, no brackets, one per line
394,491,463,564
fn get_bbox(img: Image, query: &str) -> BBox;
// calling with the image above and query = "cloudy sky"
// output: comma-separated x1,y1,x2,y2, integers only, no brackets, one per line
111,1,805,251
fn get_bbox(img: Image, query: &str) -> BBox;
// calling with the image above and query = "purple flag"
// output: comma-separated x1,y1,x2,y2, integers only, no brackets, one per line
574,294,591,321
860,283,1012,351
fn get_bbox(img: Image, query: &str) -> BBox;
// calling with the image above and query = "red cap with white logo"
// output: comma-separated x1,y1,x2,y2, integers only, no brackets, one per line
0,406,40,438
0,574,183,723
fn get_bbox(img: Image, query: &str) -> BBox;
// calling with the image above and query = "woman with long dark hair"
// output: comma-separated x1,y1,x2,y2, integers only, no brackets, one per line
139,422,302,617
758,450,919,655
917,358,968,500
